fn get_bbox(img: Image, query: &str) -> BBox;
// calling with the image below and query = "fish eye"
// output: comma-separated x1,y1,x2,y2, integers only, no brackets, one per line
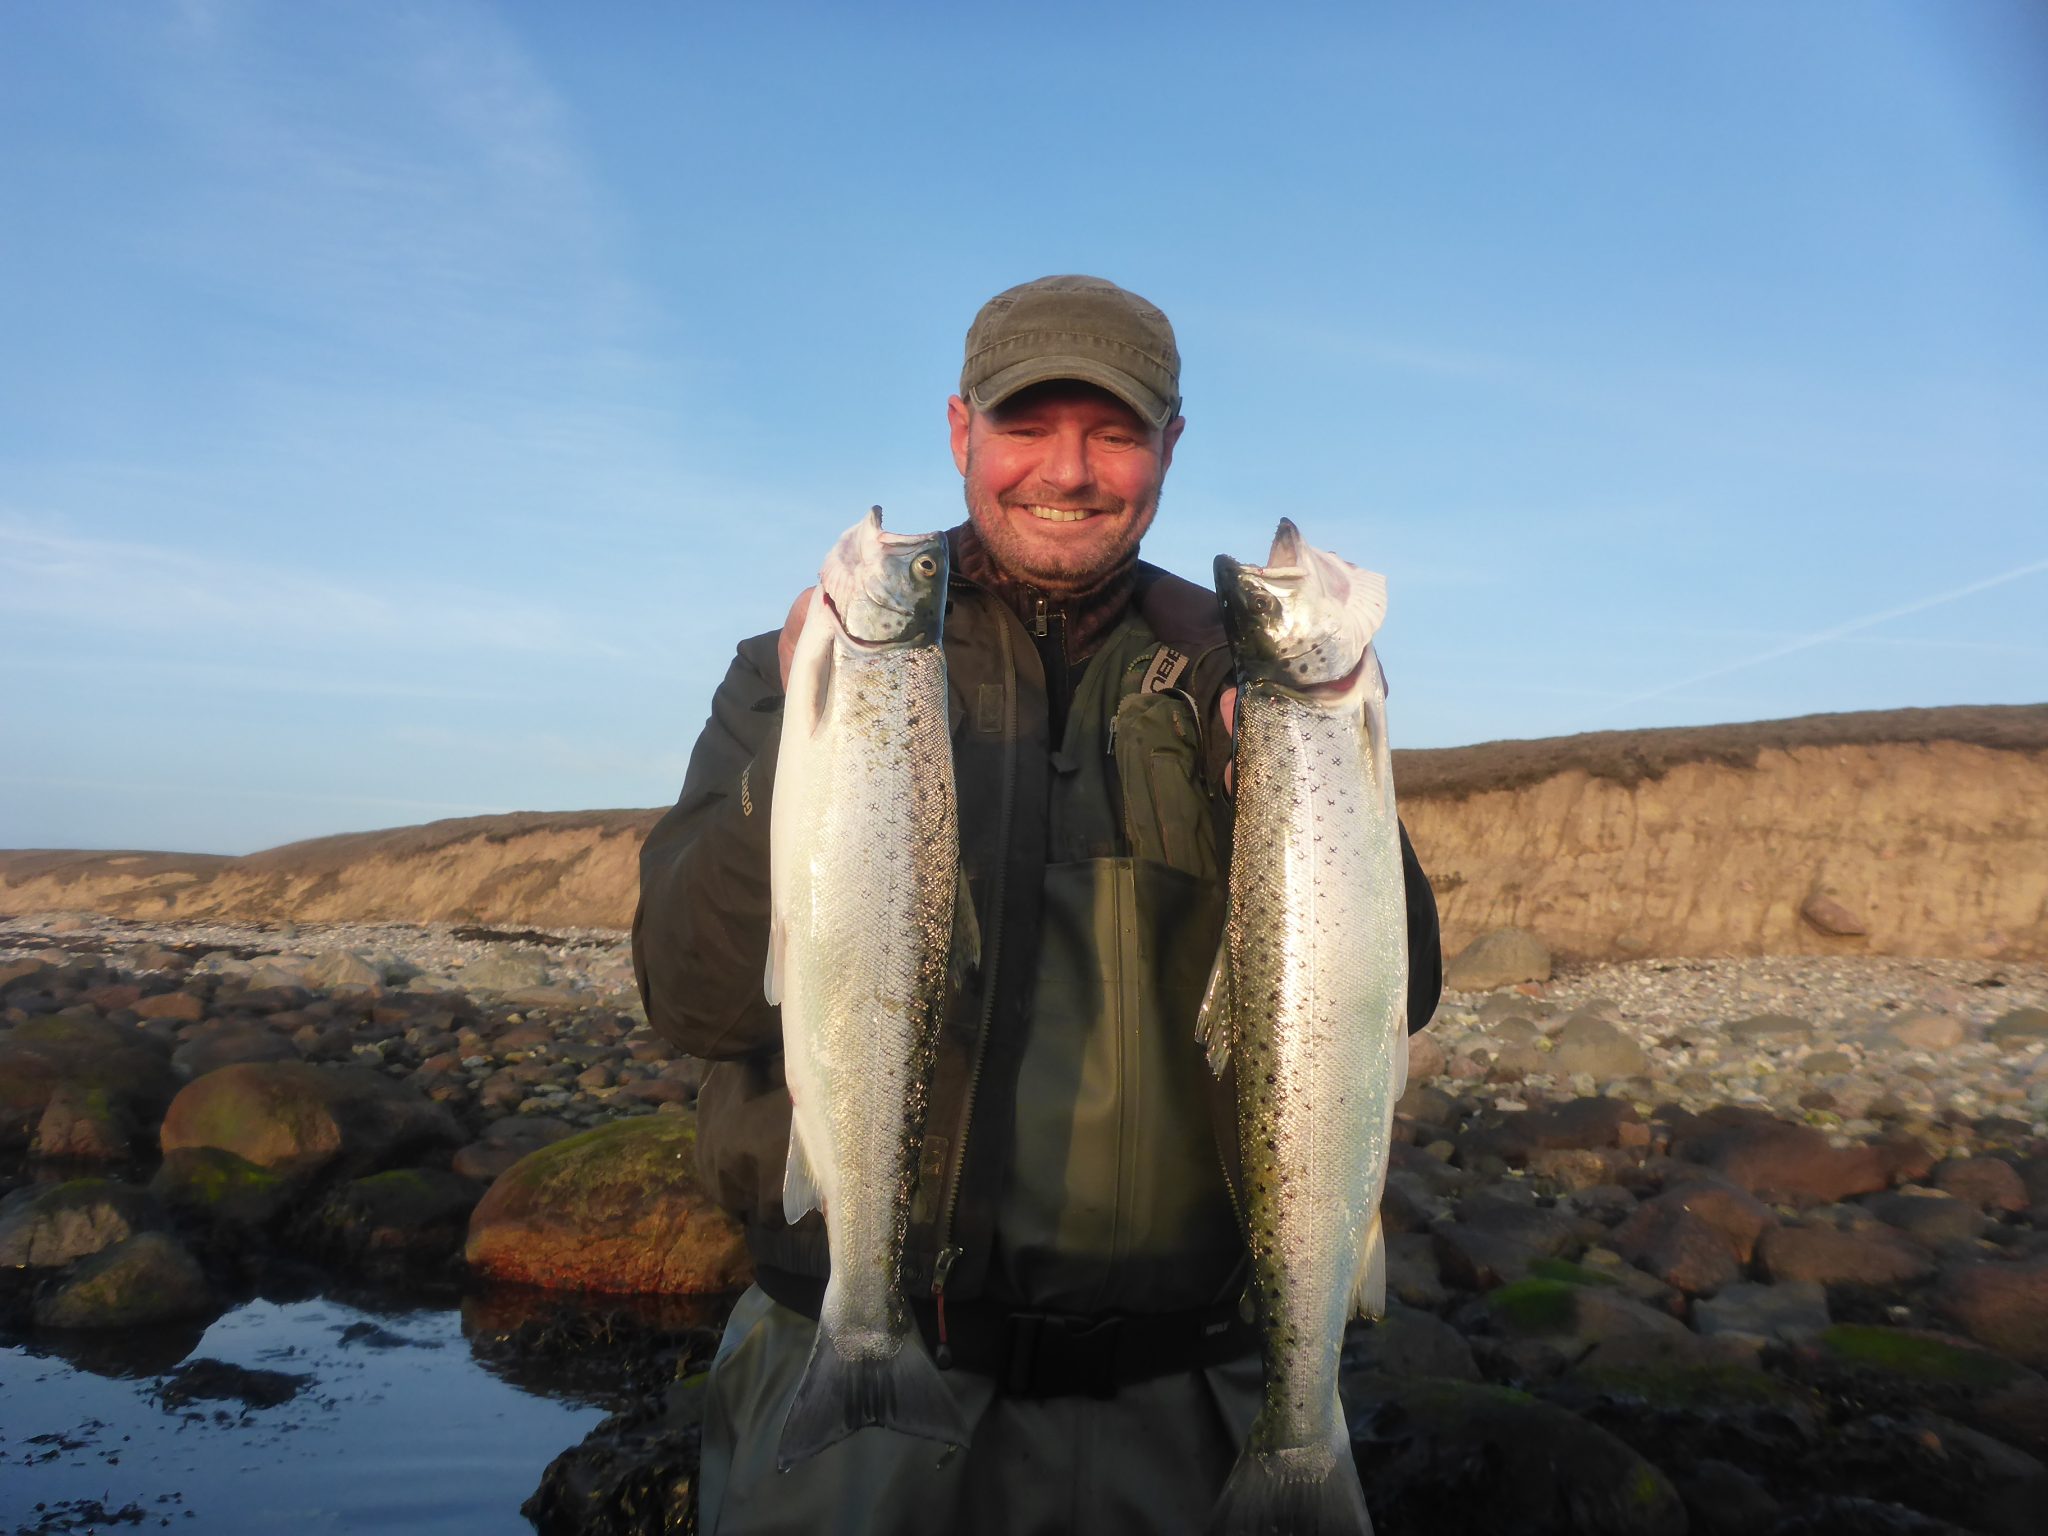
912,554,939,579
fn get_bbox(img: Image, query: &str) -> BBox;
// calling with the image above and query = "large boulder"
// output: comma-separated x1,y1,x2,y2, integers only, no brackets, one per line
150,1147,308,1234
1346,1375,1688,1535
1676,1109,1888,1206
1933,1261,2048,1369
1445,927,1552,992
33,1231,216,1329
0,1016,178,1151
0,1179,168,1268
466,1116,750,1294
158,1061,461,1178
291,1167,484,1272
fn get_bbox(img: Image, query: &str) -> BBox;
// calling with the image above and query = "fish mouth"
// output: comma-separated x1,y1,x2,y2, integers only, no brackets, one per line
820,589,912,648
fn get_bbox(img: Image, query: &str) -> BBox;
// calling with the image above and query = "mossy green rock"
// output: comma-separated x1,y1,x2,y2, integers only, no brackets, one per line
158,1061,460,1177
294,1167,483,1269
1349,1374,1687,1535
0,1178,167,1268
33,1232,216,1330
150,1146,303,1230
465,1116,750,1295
0,1016,177,1150
1820,1324,2029,1388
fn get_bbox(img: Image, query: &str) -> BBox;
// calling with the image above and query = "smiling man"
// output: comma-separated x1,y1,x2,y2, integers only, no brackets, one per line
634,275,1444,1536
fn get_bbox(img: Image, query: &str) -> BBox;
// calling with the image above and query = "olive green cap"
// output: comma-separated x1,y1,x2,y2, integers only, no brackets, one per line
960,274,1181,429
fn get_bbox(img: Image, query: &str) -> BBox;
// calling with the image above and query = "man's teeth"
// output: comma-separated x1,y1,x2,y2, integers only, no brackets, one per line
1025,506,1095,523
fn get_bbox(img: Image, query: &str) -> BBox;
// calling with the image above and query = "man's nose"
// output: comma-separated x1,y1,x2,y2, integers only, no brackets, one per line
1037,426,1094,495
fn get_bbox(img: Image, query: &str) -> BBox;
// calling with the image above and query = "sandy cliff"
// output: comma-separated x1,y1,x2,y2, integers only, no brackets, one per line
5,705,2044,961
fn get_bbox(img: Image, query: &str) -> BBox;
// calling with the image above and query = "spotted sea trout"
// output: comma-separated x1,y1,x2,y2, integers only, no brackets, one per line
768,507,972,1469
1200,519,1409,1535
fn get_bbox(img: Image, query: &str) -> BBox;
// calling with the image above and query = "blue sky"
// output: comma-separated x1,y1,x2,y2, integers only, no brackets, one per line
2,0,2042,854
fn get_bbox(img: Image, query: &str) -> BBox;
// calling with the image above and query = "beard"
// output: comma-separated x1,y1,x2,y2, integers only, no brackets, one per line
961,461,1163,593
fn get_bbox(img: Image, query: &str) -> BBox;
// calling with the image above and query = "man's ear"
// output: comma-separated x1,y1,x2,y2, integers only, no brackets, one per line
1161,414,1186,474
947,395,972,476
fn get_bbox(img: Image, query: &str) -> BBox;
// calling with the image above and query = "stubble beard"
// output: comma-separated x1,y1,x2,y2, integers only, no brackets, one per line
962,461,1163,594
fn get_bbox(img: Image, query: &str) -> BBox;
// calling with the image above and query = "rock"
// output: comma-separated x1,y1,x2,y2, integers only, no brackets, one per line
1801,1049,1853,1075
292,1167,483,1272
31,1084,135,1161
297,951,384,991
1933,1157,2028,1214
1726,1012,1809,1041
1450,1191,1581,1256
451,1115,582,1182
1347,1374,1688,1535
456,950,552,993
33,1232,216,1329
1611,1200,1743,1296
1678,1109,1888,1206
150,1147,304,1232
133,989,206,1022
1878,1012,1965,1052
1696,1279,1832,1344
1384,1231,1449,1309
1340,1303,1479,1382
1758,1225,1938,1288
171,1022,303,1078
1445,927,1551,992
1549,1015,1648,1081
159,1061,461,1178
1864,1189,1989,1248
0,1015,179,1151
1816,1323,2032,1388
1672,1458,1782,1536
1933,1261,2048,1368
0,1179,168,1267
1473,1274,1697,1362
1801,893,1868,937
1405,1030,1446,1084
1986,1007,2048,1049
465,1116,750,1294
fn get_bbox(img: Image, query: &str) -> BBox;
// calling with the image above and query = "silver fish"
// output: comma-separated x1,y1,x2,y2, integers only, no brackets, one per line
1200,519,1409,1536
768,506,972,1469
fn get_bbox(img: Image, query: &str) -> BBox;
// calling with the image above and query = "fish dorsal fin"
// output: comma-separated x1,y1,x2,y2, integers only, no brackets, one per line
782,1119,821,1223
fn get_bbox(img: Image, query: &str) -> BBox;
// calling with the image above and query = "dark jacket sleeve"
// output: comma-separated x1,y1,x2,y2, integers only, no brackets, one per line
632,632,787,1061
1400,821,1444,1034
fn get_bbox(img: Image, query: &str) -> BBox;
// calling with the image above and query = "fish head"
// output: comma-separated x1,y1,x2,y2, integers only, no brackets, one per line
818,507,949,648
1214,519,1387,689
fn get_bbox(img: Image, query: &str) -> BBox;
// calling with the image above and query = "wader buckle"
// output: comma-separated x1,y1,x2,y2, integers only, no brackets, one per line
1001,1310,1123,1400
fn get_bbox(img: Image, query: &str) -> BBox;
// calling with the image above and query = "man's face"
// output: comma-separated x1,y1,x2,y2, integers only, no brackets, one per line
948,381,1184,591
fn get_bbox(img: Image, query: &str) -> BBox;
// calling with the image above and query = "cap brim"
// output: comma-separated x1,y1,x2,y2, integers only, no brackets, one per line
968,355,1176,430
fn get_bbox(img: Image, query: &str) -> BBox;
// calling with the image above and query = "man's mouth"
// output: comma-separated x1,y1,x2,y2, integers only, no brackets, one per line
1018,505,1101,524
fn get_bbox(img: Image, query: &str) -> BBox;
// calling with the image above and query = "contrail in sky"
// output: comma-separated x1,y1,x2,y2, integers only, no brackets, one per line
1598,556,2048,717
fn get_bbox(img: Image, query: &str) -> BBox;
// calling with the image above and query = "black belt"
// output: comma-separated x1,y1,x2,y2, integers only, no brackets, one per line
754,1266,1258,1400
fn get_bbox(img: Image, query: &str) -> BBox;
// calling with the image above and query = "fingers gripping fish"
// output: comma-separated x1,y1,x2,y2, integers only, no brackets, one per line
1200,519,1408,1535
768,507,974,1469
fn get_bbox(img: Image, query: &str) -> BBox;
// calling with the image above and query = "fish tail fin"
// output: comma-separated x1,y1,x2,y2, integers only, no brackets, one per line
1206,1422,1373,1536
776,1327,969,1471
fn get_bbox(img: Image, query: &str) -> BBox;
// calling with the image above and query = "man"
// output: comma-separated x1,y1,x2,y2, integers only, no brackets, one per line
634,275,1443,1535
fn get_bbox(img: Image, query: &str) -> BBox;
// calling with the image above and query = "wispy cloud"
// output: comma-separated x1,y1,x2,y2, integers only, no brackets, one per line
0,518,626,661
1592,557,2048,718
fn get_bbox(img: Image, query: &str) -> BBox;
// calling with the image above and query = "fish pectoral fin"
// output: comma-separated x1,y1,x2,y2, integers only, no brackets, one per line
1351,1211,1388,1321
947,869,981,992
764,915,788,1007
782,1121,821,1223
1194,938,1235,1075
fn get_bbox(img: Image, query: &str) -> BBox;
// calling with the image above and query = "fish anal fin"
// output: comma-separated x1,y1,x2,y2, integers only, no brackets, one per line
1195,936,1235,1076
1351,1211,1387,1321
948,870,981,992
782,1120,821,1224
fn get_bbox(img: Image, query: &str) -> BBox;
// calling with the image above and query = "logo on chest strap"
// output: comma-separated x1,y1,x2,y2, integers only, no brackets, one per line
1140,645,1190,696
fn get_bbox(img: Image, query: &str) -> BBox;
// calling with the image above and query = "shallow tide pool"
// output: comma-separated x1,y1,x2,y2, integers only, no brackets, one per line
2,1295,614,1535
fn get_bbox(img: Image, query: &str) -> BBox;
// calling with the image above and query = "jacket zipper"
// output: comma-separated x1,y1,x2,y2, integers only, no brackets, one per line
930,599,1018,1357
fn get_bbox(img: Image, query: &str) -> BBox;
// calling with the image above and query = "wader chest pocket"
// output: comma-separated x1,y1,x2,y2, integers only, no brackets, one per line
1112,691,1219,882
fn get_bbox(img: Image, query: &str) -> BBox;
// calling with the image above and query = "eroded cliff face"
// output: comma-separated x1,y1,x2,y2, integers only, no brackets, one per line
1402,739,2048,963
5,707,2045,961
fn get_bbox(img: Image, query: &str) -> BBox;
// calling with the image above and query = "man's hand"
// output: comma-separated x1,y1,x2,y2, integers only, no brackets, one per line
778,588,816,689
